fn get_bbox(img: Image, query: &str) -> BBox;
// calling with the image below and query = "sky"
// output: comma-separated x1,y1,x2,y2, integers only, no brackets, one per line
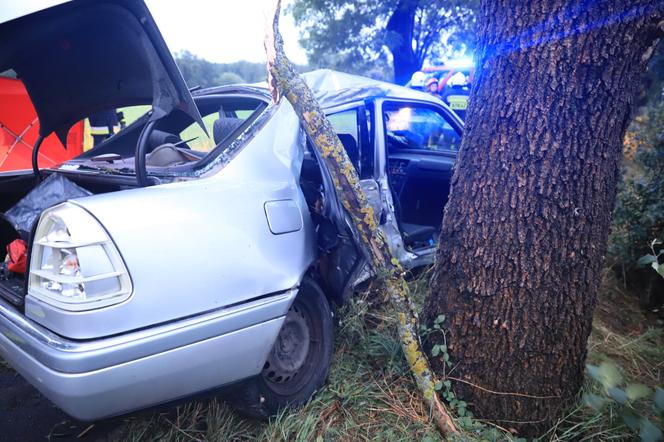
145,0,308,65
0,0,308,65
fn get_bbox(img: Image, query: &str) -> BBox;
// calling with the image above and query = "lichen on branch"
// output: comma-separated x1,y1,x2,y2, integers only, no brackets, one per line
263,0,458,436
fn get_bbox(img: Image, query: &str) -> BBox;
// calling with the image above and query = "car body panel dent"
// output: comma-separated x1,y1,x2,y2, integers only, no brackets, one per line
24,102,315,339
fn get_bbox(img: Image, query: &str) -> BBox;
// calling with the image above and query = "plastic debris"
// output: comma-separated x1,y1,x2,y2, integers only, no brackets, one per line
4,174,91,238
6,238,27,274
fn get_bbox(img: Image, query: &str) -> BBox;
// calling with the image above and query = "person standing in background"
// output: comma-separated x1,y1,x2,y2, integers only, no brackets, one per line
88,109,120,146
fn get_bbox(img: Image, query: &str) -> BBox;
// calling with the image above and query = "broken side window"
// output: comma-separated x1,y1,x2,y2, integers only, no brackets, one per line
327,107,374,179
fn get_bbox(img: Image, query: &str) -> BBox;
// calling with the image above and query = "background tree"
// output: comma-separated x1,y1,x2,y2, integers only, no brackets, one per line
611,98,664,310
215,72,245,86
175,50,219,87
289,0,477,84
174,51,309,88
424,0,664,437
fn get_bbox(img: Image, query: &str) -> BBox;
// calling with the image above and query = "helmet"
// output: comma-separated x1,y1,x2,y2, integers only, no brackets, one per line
409,71,426,88
448,72,468,87
425,77,439,88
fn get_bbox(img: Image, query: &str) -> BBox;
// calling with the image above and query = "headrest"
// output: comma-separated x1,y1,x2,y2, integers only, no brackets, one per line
213,117,244,145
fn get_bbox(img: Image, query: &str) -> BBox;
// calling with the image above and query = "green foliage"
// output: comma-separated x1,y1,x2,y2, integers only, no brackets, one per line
585,361,663,442
424,315,481,433
610,101,664,268
637,239,664,279
173,50,308,89
216,72,245,86
288,0,477,81
174,50,221,88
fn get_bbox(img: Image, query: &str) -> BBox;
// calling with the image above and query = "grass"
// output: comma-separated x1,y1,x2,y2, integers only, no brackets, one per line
1,271,661,441
105,270,662,442
542,272,663,442
110,286,443,441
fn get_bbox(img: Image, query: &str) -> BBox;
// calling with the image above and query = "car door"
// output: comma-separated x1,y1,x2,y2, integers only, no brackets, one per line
318,103,380,299
325,102,383,221
375,98,463,268
326,100,419,268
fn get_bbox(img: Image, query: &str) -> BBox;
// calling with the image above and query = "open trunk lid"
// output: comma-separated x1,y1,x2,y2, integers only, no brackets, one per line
0,0,204,146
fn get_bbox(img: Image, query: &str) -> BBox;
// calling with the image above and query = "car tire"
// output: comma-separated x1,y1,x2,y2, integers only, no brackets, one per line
226,277,334,418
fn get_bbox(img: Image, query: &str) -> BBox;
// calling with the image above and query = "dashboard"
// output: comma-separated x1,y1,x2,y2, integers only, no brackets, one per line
387,152,456,195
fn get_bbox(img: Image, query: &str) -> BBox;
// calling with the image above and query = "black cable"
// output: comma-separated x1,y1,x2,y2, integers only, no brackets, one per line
135,120,156,187
31,135,44,180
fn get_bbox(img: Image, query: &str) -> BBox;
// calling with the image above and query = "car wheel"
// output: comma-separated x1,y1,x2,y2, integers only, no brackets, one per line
226,277,334,418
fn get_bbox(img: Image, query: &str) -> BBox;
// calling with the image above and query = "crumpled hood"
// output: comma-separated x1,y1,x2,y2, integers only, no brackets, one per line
0,0,204,145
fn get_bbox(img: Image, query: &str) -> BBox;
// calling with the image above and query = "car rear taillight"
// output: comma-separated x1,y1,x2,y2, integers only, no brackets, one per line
28,203,132,311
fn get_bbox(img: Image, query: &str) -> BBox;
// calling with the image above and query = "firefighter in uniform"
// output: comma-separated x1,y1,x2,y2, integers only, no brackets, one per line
88,109,121,146
425,77,439,97
440,72,470,120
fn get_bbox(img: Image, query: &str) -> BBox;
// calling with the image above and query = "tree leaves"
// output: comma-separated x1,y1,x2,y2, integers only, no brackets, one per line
639,417,663,442
288,0,477,79
586,362,663,441
608,387,629,405
583,393,606,411
637,254,657,266
587,362,623,389
654,388,664,411
626,384,653,401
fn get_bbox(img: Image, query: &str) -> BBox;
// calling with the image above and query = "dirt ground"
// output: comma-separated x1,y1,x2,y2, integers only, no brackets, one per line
0,363,123,442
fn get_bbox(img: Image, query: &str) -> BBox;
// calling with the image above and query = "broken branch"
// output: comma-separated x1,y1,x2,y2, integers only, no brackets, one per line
263,1,458,436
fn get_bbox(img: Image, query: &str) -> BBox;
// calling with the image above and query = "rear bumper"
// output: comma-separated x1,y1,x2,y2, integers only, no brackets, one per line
0,290,295,420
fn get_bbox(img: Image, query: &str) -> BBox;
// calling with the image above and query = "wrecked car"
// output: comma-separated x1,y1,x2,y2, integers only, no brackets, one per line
0,0,463,421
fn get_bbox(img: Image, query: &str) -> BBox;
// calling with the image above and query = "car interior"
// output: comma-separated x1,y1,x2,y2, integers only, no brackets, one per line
76,95,268,170
382,102,462,250
0,94,269,302
324,101,461,252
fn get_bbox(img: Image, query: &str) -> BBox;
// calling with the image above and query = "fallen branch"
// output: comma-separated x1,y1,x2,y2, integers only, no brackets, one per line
264,1,458,436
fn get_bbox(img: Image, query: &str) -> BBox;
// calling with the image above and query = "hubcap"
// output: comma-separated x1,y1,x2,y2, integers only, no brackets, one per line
262,303,310,385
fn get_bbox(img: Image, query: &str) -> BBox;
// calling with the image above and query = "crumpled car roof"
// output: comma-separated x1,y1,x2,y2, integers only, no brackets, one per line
245,69,443,110
302,69,443,109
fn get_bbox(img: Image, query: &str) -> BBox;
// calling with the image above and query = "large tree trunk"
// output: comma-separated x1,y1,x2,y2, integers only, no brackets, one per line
386,0,420,85
425,0,664,436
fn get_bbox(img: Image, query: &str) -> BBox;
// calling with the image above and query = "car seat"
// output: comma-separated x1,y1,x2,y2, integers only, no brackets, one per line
213,117,244,145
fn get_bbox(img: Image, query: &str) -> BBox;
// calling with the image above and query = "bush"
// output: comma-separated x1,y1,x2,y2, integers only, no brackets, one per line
611,101,664,268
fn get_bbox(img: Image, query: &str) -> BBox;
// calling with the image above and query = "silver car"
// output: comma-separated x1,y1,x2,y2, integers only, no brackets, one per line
0,0,463,421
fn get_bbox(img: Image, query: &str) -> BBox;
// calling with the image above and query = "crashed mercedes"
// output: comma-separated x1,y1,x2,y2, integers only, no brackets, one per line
0,0,463,421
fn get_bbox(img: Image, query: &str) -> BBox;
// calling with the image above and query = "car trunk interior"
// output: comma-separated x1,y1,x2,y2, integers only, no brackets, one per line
0,174,27,306
0,170,133,308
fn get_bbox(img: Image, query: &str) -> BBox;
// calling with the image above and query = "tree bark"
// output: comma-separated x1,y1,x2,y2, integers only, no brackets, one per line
265,1,458,436
425,0,664,436
386,0,420,85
